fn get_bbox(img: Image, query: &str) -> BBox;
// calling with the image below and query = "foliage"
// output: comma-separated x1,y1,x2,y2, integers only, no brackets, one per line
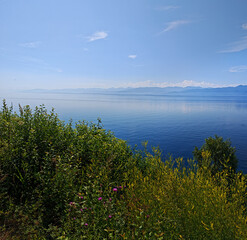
193,135,238,174
0,100,132,238
0,101,246,239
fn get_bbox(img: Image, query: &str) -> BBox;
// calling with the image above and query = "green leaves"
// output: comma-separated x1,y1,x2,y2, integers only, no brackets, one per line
0,102,246,239
193,135,238,174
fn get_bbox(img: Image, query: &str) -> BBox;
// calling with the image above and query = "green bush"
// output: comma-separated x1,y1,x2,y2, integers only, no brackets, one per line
0,101,132,237
193,135,238,174
0,101,246,239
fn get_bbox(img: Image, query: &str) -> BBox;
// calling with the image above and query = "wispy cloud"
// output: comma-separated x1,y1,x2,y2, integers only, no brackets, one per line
229,65,247,73
162,20,190,33
87,31,108,42
242,23,247,30
128,55,137,59
220,36,247,53
19,41,41,48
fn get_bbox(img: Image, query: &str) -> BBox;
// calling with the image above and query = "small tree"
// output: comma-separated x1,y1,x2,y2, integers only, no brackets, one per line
193,135,238,174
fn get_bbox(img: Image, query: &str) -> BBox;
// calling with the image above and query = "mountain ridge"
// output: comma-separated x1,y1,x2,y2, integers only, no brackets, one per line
25,85,247,97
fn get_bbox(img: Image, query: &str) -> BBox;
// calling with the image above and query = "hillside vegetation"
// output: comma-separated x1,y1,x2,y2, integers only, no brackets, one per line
0,100,246,239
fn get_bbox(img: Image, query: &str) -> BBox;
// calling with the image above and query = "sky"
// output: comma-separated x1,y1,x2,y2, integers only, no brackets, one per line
1,0,247,90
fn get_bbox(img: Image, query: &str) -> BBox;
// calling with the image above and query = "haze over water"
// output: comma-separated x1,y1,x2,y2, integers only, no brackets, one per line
2,92,247,173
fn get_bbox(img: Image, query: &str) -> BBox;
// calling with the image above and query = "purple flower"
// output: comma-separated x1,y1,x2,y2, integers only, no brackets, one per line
80,196,83,199
146,215,150,218
98,197,102,201
80,209,83,212
109,198,112,201
73,217,76,220
118,186,122,189
113,188,118,192
84,223,88,226
109,215,112,218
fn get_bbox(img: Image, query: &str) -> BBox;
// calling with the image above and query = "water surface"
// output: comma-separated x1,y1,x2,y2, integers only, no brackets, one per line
1,92,247,173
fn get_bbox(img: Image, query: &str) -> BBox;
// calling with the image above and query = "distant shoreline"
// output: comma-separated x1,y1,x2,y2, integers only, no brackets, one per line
23,85,247,97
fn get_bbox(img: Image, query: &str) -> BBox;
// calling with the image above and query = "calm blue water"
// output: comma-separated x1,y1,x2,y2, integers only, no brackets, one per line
1,92,247,173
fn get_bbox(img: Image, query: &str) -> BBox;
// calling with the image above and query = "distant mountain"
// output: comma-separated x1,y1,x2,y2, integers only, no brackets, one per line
112,87,203,95
179,85,247,97
26,85,247,97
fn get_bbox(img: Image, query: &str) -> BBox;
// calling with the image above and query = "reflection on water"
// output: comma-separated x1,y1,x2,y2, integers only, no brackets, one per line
1,92,247,173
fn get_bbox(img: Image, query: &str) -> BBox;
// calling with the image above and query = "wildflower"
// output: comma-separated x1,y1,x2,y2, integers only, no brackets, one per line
119,186,122,189
109,198,112,201
69,202,75,206
98,197,102,201
109,215,112,218
80,209,83,212
146,215,150,218
73,217,76,220
85,223,88,226
113,188,117,192
80,196,83,199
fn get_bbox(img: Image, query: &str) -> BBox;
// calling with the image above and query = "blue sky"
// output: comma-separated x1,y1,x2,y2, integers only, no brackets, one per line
1,0,247,90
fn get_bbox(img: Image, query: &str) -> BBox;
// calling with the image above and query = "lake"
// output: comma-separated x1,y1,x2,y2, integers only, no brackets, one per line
1,92,247,173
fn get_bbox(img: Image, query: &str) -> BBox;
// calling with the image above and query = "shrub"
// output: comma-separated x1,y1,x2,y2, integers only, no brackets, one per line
193,135,238,174
0,101,132,238
0,101,246,239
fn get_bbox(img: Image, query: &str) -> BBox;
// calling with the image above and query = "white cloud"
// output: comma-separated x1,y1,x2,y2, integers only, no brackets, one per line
242,23,247,30
128,55,137,59
119,80,230,88
229,65,247,73
19,41,41,48
156,6,180,11
87,31,108,42
220,36,247,53
162,20,190,33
